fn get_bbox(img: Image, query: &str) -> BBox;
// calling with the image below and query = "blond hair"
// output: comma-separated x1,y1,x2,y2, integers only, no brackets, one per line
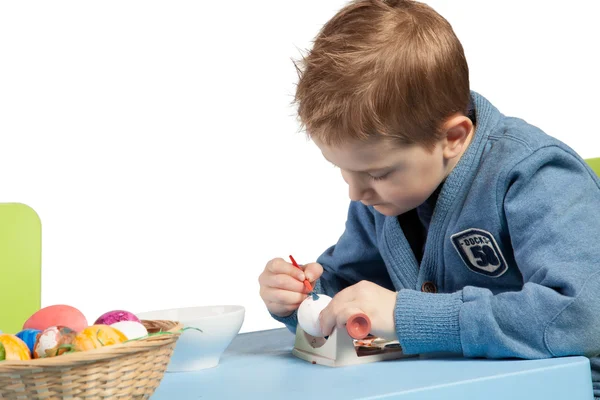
294,0,470,149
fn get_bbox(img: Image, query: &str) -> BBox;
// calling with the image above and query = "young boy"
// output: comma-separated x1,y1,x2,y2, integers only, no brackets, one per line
258,0,600,395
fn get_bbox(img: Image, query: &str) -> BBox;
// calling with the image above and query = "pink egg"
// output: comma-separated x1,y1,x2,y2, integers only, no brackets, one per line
94,310,140,326
33,326,77,358
24,305,88,333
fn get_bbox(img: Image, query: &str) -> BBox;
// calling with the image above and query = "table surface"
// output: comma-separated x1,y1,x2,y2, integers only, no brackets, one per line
152,328,594,400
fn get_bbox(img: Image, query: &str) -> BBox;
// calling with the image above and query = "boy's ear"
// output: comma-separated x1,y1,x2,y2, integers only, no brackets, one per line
441,114,473,160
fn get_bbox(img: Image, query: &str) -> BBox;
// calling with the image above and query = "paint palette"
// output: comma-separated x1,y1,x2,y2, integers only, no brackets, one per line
354,335,404,356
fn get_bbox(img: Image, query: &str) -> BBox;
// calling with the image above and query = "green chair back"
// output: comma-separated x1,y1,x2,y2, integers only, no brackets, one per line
0,203,41,334
586,157,600,177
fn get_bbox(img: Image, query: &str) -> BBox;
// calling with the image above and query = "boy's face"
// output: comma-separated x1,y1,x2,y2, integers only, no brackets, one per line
312,117,473,217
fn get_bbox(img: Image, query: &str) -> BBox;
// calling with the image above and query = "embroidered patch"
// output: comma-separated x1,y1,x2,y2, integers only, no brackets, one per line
451,229,508,278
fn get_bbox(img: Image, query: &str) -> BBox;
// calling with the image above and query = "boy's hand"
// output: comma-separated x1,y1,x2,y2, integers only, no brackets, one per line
319,281,398,340
259,258,323,318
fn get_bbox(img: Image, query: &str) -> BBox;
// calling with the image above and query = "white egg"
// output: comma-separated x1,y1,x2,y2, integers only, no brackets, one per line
111,321,148,340
297,294,332,337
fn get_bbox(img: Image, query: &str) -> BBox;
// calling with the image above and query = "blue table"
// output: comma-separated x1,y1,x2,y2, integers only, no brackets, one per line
152,328,593,399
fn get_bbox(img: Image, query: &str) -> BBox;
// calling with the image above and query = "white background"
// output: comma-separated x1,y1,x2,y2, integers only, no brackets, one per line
1,1,598,333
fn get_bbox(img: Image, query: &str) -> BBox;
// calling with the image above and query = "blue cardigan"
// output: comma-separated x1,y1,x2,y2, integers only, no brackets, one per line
272,91,600,395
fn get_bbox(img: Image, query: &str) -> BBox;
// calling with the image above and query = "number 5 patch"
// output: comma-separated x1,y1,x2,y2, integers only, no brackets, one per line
451,229,508,278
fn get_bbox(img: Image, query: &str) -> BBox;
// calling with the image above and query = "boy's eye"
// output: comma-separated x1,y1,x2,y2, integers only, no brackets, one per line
368,172,389,181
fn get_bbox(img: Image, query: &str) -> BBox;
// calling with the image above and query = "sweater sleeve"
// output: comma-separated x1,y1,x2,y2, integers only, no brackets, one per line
395,146,600,359
270,201,391,331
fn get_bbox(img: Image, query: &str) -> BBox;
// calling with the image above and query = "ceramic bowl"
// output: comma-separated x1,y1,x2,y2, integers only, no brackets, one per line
136,305,245,372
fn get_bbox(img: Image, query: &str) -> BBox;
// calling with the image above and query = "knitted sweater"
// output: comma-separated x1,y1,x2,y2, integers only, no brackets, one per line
272,91,600,397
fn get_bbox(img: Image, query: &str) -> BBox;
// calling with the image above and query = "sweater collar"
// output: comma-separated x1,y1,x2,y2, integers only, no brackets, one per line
380,91,503,290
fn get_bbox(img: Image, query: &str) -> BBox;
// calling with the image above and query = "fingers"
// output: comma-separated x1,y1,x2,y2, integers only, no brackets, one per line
266,300,304,318
318,285,358,337
259,264,308,317
316,281,373,336
260,272,305,293
260,283,307,304
328,282,358,304
262,288,306,318
266,257,306,281
259,258,323,319
302,262,324,283
316,281,397,340
319,301,364,337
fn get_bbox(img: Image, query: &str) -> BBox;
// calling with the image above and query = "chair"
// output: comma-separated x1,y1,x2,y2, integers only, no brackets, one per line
586,157,600,177
0,203,41,334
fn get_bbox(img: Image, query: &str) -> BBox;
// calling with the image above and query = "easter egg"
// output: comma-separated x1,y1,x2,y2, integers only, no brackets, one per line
94,310,140,326
110,321,148,340
297,294,332,337
15,329,41,355
33,326,77,358
73,325,127,352
0,334,31,360
24,305,88,332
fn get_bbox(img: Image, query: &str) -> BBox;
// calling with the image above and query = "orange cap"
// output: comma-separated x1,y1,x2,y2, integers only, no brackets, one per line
346,313,371,340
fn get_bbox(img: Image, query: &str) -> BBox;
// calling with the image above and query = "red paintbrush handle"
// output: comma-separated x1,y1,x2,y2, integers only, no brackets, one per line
346,313,371,340
289,255,313,292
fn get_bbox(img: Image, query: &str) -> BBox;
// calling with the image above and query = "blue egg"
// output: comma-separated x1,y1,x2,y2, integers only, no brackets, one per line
16,329,41,354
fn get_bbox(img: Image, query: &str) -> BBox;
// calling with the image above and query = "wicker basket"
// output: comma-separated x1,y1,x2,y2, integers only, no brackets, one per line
0,319,183,399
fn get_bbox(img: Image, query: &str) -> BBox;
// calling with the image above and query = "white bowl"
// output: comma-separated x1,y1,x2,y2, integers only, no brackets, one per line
136,305,245,372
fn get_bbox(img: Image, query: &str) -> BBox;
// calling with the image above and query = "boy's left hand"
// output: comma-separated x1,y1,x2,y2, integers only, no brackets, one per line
318,280,398,340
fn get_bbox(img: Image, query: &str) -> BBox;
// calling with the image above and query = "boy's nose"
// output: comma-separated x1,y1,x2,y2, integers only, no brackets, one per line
348,182,369,202
343,171,370,202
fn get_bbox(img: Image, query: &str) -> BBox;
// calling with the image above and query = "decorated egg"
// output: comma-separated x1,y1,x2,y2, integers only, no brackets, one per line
15,329,41,354
24,305,88,332
0,334,31,360
110,321,148,340
33,326,77,358
94,310,140,325
297,294,332,337
73,325,127,352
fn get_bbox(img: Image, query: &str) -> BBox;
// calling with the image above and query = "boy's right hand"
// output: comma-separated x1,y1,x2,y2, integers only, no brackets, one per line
259,257,323,318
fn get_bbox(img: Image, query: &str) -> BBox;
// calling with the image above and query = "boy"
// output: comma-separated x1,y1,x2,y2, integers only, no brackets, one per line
258,0,600,396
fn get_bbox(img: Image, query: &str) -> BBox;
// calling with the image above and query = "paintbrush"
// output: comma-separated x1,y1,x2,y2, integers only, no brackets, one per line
289,255,319,300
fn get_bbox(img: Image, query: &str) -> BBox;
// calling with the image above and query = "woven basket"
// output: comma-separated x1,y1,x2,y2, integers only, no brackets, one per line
0,319,183,399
